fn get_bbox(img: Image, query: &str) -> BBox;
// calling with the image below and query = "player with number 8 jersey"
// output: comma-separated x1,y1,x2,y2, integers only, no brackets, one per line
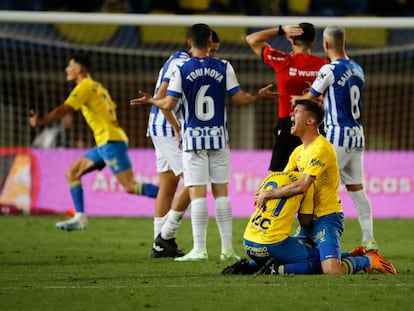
291,25,378,251
310,52,365,149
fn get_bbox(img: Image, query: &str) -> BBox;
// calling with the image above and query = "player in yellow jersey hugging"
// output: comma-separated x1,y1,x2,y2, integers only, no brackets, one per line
223,100,397,275
223,171,322,275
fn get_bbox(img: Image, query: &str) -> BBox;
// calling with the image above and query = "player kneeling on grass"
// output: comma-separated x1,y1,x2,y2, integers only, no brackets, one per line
222,171,397,275
29,53,159,231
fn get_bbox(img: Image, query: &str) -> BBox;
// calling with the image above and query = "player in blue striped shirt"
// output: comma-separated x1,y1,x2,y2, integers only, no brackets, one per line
132,23,278,261
141,31,221,259
146,49,191,258
292,25,378,251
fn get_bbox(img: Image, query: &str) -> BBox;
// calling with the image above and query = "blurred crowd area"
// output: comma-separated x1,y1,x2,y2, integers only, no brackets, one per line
1,0,414,17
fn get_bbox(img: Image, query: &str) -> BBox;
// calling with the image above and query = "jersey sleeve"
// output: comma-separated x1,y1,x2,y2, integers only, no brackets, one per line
310,64,335,97
166,65,182,99
225,61,241,95
262,46,288,70
163,57,184,84
64,82,89,111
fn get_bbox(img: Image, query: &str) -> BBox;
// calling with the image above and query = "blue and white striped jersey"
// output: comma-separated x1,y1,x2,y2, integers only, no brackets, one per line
167,56,241,151
310,58,365,149
147,50,190,137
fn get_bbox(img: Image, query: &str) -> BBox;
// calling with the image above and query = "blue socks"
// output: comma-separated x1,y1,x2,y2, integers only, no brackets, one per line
136,182,159,198
70,181,84,213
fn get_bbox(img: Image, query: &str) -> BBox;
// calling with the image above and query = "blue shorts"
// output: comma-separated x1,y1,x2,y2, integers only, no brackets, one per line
84,141,132,174
310,212,344,262
243,237,320,266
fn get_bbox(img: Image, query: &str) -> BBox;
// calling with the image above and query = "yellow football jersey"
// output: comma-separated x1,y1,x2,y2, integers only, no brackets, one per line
64,77,128,146
284,135,343,217
243,171,314,244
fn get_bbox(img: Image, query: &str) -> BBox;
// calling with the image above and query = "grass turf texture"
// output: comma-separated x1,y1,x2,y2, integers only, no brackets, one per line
1,216,413,311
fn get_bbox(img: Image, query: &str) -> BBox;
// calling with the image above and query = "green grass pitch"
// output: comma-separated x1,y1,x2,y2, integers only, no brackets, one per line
1,216,413,310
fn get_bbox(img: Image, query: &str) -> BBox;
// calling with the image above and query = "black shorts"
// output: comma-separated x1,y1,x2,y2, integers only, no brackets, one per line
268,118,301,171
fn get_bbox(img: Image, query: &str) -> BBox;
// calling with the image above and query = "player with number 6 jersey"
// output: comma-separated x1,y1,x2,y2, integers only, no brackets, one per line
132,23,278,261
167,56,239,152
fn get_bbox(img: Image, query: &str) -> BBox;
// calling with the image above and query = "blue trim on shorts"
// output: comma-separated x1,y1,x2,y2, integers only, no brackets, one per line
84,141,132,174
244,237,320,266
310,212,344,261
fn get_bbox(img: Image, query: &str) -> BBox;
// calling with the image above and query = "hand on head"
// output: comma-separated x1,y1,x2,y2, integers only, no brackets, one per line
284,25,304,38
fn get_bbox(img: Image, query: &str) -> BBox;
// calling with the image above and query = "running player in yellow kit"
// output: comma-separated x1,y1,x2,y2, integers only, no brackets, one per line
29,53,158,231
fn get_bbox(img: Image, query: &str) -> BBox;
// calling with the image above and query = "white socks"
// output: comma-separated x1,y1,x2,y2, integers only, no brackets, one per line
153,216,166,240
160,210,185,240
190,197,209,251
215,196,233,251
349,189,374,242
158,196,234,253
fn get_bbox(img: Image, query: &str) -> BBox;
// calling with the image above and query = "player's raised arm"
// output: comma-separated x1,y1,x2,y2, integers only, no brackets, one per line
246,25,304,57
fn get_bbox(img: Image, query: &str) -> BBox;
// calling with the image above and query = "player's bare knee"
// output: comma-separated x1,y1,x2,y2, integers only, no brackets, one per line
65,167,81,182
123,184,136,194
65,168,74,182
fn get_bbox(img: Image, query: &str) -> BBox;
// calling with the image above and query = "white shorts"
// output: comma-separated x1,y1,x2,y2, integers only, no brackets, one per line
151,135,183,176
182,148,230,187
334,146,364,185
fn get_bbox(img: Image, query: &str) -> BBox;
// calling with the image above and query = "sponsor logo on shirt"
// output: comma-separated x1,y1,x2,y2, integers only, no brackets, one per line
309,158,325,168
267,55,285,61
289,67,319,77
187,126,224,137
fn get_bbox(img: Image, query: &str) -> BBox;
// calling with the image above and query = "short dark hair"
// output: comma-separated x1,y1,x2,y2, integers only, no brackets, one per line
189,23,212,49
295,99,325,126
70,52,92,72
292,22,316,45
212,30,220,43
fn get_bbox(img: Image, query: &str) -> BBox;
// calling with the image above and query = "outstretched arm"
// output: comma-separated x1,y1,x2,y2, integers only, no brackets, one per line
231,84,280,106
130,91,179,110
29,104,73,128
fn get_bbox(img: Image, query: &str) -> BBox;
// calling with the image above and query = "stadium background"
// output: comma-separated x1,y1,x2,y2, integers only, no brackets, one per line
0,0,413,216
1,0,414,150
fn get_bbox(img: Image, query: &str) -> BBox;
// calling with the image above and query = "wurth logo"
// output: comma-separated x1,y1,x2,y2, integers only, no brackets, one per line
289,67,319,77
